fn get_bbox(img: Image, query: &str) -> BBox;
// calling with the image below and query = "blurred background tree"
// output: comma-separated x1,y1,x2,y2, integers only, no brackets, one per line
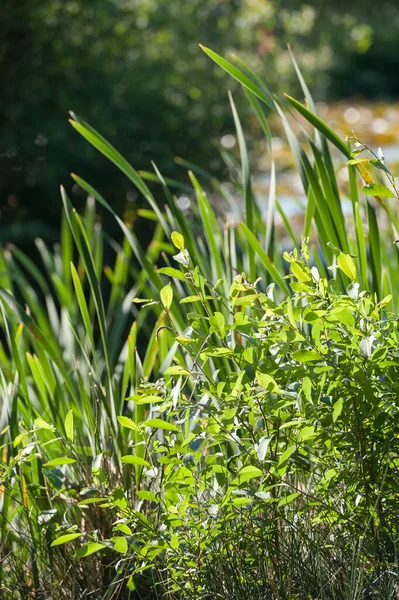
1,0,398,248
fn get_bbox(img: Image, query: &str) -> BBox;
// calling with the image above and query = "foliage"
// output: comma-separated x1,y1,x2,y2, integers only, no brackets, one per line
4,241,399,598
2,45,399,598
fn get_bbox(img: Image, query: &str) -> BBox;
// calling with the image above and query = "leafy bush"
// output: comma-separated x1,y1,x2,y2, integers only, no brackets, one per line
5,240,399,598
2,46,399,598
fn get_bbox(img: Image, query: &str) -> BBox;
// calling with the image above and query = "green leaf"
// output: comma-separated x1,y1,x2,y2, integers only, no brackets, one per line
278,445,296,467
337,254,357,281
298,426,316,441
180,295,213,304
158,267,186,280
135,395,165,404
160,283,173,311
292,350,321,363
51,533,82,547
332,398,343,423
43,457,76,467
137,491,157,501
362,183,395,198
64,409,74,443
171,231,185,251
291,261,311,283
284,95,350,158
113,537,128,554
117,416,140,433
163,366,190,376
77,498,108,506
34,418,55,432
256,372,279,392
232,465,263,486
143,419,179,432
75,542,105,558
209,312,225,336
199,45,274,110
121,455,151,467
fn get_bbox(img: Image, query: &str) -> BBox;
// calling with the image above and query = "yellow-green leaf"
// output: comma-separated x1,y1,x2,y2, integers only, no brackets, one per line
34,418,55,432
337,254,357,281
362,183,394,198
117,416,140,432
75,542,105,558
65,409,74,443
171,231,185,250
143,419,179,432
112,536,128,554
164,366,190,376
121,455,151,467
160,283,173,310
51,533,82,547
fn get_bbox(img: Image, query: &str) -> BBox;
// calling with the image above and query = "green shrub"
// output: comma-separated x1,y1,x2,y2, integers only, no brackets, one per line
2,46,399,599
6,239,399,598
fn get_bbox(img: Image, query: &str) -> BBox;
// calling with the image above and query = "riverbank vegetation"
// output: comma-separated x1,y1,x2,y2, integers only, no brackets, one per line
1,47,399,599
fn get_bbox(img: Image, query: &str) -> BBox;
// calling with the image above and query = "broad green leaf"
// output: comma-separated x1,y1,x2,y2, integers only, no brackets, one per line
201,348,232,358
160,284,173,311
75,542,105,558
333,398,343,422
278,445,296,467
135,395,166,404
121,455,151,467
163,366,190,376
362,183,394,198
158,267,186,280
231,497,253,507
337,254,357,281
51,533,82,547
256,372,279,392
293,350,320,363
171,231,185,250
298,426,316,441
34,418,55,432
117,416,140,432
180,295,213,304
77,498,108,506
113,537,128,554
232,465,263,486
291,261,311,283
143,419,179,432
209,312,225,336
137,491,157,501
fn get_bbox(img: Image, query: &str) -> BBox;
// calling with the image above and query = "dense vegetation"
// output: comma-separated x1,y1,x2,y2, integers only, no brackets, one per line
2,45,399,598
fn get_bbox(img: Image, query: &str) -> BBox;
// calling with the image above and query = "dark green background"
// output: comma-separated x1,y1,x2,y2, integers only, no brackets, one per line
1,0,398,247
